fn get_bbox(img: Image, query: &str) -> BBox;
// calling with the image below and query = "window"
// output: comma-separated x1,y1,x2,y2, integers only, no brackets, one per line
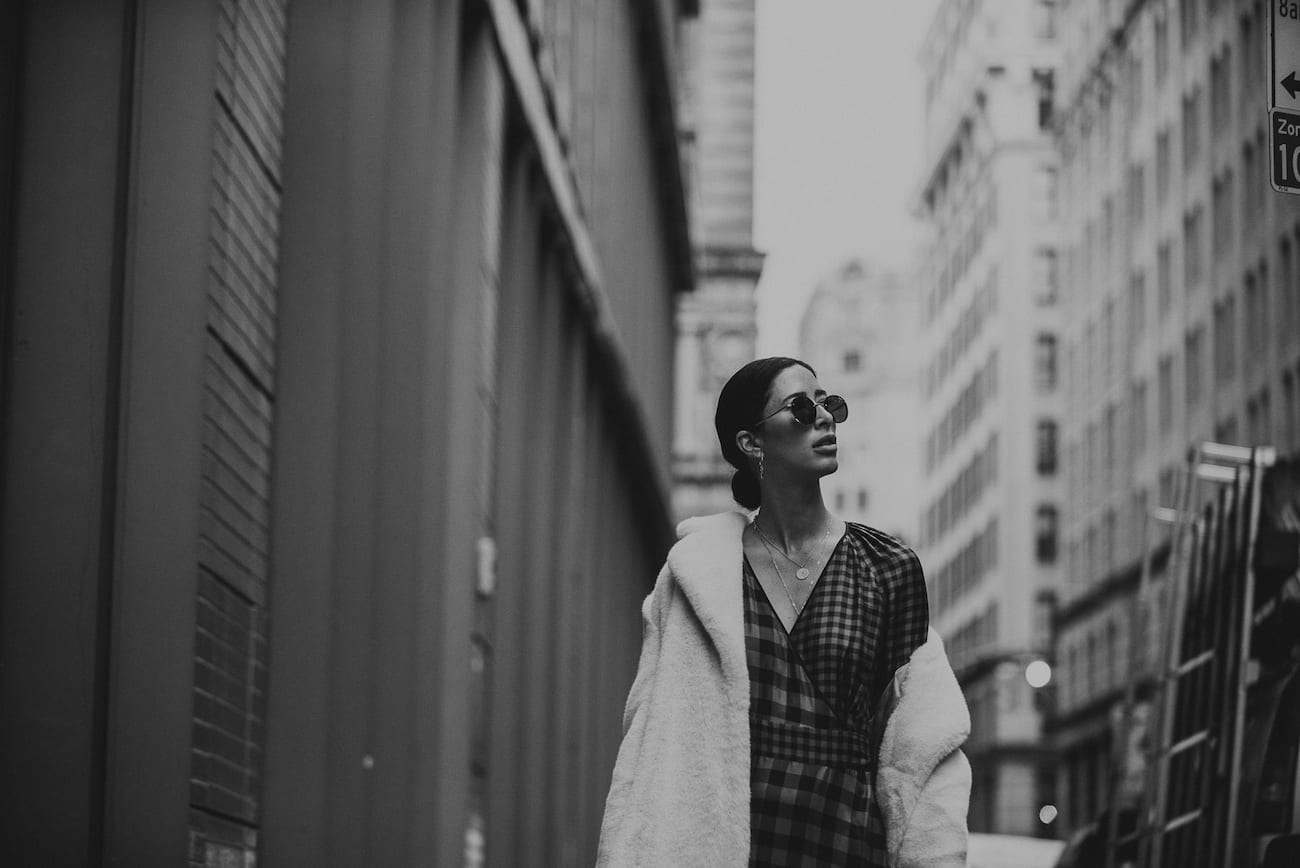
1131,379,1149,456
1210,46,1232,131
1158,354,1174,434
1035,247,1059,305
1033,0,1056,39
1180,0,1199,47
1214,295,1237,383
857,488,868,511
1103,299,1116,384
1039,165,1059,219
1284,370,1298,450
1104,403,1119,490
1103,508,1118,575
1037,419,1060,475
1245,266,1269,373
1156,128,1172,205
1036,334,1059,392
1247,388,1272,444
843,350,861,372
1216,414,1240,445
1212,169,1234,254
1243,138,1258,236
1157,241,1173,318
1183,205,1203,288
1127,161,1146,228
1240,7,1262,95
1185,325,1205,408
1281,237,1295,350
1128,270,1147,345
1182,87,1202,168
1036,506,1060,563
1034,68,1055,129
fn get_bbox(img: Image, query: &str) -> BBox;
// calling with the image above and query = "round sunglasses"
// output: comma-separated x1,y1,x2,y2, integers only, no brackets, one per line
751,394,849,427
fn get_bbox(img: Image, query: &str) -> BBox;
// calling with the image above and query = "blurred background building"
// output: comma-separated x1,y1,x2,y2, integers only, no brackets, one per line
915,0,1062,837
797,259,922,543
1051,0,1300,840
0,1,694,865
672,0,765,521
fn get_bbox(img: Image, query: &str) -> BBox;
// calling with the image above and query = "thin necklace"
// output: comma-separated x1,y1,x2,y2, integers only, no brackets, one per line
752,521,833,581
754,526,803,619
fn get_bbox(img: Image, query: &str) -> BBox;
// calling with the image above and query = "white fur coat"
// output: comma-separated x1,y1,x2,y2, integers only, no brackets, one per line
596,511,971,867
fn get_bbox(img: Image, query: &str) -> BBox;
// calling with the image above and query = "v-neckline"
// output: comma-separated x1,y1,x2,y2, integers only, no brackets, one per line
743,530,847,637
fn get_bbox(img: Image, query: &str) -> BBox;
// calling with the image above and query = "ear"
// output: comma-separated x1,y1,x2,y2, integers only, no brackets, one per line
735,428,762,460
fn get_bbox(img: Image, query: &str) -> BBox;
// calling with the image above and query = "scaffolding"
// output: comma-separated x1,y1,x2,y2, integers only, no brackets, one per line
1102,444,1284,862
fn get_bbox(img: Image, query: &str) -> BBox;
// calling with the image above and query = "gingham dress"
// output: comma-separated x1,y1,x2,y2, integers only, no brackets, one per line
743,522,930,867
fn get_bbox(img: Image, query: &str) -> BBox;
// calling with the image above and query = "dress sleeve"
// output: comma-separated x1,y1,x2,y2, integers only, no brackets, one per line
883,546,931,681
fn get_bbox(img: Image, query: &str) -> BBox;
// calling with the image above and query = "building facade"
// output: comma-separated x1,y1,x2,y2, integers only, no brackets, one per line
915,0,1063,836
0,1,694,865
1051,0,1300,839
672,0,765,521
798,259,923,543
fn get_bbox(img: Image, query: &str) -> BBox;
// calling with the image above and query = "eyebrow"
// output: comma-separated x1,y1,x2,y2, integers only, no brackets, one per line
780,389,827,402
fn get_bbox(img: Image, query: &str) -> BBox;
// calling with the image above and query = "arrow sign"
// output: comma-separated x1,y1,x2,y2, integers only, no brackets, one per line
1274,5,1300,109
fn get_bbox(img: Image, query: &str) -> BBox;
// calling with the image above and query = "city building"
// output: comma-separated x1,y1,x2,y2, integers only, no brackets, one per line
0,1,695,864
1051,0,1300,840
915,0,1063,836
797,259,923,543
672,0,766,521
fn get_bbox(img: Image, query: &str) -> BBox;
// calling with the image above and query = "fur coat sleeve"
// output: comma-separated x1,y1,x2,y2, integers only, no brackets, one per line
595,513,751,867
876,628,972,868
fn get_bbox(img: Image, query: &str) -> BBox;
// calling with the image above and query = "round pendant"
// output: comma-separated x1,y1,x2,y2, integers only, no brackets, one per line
796,568,810,581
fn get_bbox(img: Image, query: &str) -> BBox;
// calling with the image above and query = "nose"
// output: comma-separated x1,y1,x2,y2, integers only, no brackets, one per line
814,402,835,427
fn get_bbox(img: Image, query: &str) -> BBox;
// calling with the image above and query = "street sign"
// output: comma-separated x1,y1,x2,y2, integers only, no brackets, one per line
1273,2,1300,110
1270,109,1300,193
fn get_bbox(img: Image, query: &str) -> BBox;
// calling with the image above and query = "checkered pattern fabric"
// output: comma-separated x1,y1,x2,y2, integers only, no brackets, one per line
744,522,930,867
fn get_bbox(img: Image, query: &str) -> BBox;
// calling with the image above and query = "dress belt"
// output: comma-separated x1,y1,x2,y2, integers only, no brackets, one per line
751,716,875,771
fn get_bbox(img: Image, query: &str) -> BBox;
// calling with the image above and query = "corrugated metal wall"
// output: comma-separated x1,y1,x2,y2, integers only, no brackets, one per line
1,1,689,863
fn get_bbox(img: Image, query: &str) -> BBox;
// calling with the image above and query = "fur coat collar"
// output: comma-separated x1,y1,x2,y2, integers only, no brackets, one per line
596,511,970,867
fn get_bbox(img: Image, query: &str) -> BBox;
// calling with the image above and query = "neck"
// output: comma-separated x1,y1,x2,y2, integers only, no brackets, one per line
754,478,832,549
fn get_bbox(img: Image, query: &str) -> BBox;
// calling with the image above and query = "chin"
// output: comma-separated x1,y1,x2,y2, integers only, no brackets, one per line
816,458,839,476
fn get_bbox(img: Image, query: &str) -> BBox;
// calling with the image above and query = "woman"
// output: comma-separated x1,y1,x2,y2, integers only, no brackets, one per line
597,357,971,867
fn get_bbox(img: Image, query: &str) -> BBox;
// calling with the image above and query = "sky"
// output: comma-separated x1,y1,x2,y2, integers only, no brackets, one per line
753,0,941,355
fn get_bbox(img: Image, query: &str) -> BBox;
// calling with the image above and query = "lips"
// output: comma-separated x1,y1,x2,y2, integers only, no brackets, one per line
813,435,837,449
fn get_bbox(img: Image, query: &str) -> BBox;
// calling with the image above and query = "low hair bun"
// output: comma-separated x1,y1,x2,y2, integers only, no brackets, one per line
731,468,762,510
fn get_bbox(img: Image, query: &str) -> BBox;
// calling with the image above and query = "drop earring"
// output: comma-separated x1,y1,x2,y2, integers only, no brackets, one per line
758,453,765,480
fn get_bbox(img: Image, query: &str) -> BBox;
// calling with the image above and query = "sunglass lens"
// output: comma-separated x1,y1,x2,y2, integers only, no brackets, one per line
825,395,848,422
789,395,817,424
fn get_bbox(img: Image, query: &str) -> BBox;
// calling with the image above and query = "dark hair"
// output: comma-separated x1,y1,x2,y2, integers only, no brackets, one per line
714,356,817,509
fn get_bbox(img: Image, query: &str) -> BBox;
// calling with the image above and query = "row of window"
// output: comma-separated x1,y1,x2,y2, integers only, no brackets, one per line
1067,132,1267,344
926,350,999,472
1066,489,1149,588
922,431,998,546
931,518,999,617
945,601,999,675
925,271,998,398
925,188,998,325
832,487,869,514
1066,357,1300,589
1058,616,1124,714
1071,200,1287,419
1063,66,1268,318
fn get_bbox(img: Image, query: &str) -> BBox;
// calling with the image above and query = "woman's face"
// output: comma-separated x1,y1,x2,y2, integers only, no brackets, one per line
744,365,839,481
